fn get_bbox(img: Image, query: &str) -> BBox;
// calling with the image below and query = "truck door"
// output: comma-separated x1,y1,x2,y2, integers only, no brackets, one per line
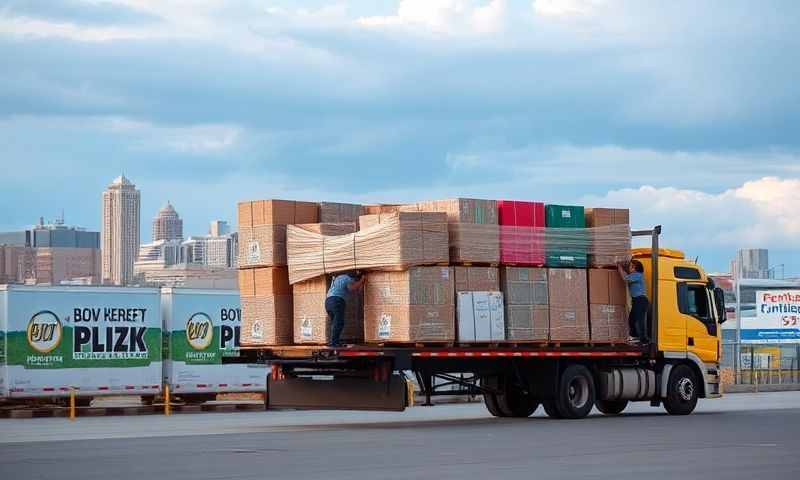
677,282,719,363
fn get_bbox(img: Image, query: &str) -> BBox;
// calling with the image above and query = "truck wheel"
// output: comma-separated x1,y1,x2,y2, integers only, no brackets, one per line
543,398,563,419
496,388,539,418
663,364,698,415
596,399,628,415
75,397,93,407
483,393,506,417
555,364,595,419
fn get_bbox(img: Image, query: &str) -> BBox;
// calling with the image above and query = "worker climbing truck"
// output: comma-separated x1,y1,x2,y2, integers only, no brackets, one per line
240,227,727,418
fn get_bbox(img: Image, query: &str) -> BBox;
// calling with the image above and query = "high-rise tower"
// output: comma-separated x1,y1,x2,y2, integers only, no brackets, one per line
101,175,140,285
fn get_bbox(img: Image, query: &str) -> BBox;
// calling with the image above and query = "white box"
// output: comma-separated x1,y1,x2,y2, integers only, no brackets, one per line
457,291,505,342
457,292,476,342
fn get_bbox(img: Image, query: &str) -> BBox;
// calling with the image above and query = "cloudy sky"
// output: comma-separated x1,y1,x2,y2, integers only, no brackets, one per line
1,0,798,275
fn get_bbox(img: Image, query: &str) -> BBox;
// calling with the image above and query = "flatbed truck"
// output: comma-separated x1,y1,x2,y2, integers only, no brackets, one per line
239,226,727,418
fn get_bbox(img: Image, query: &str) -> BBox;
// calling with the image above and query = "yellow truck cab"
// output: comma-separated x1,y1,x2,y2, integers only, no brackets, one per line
632,246,725,404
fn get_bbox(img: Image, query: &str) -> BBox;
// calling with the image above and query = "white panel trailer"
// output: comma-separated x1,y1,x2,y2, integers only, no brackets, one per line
161,288,267,396
0,285,162,399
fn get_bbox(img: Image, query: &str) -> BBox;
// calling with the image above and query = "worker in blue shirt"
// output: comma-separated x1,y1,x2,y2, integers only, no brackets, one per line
618,260,649,343
325,271,366,347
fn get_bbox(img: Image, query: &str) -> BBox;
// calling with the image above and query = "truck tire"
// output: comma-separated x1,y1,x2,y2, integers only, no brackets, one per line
483,393,506,417
496,388,539,418
555,364,595,419
663,364,698,415
595,399,628,415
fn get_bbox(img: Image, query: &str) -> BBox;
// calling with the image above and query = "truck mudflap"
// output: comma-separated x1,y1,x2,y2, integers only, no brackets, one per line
268,374,409,411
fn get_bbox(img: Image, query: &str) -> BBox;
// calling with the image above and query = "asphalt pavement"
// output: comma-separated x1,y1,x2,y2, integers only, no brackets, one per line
1,392,798,480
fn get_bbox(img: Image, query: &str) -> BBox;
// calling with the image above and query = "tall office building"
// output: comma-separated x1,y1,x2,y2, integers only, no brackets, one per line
209,220,230,237
101,175,140,285
735,248,769,279
152,202,183,242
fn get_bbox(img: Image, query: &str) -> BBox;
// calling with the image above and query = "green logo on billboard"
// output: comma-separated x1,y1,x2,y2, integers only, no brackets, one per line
27,311,62,354
186,312,213,350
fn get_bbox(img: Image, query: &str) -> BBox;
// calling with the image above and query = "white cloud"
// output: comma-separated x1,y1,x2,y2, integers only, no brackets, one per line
582,177,800,250
532,0,606,18
104,117,242,153
0,15,176,42
358,0,507,35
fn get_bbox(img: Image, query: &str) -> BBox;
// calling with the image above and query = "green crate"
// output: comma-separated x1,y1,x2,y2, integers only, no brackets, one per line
545,204,588,267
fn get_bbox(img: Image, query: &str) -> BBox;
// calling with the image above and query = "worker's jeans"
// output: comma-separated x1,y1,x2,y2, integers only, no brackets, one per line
629,296,650,341
325,296,346,346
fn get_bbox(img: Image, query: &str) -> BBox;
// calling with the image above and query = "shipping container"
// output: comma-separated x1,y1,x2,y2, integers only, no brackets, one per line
0,285,162,399
161,288,267,396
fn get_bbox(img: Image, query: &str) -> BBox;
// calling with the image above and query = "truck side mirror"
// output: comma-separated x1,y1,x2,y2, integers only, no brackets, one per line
713,287,727,324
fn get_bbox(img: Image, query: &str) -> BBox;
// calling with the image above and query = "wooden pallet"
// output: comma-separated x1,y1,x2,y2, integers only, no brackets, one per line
0,402,265,419
451,262,500,268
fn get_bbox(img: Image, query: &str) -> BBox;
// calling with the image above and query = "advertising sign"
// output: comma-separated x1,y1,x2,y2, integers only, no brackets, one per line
740,290,800,344
1,285,162,397
162,289,266,394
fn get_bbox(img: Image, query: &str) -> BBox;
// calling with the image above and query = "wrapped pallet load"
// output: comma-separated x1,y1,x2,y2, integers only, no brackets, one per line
365,267,455,343
288,222,362,345
286,211,449,285
238,267,293,346
500,267,549,341
588,269,629,343
404,198,499,265
238,199,318,268
547,268,589,342
497,200,546,266
544,204,589,268
584,208,632,267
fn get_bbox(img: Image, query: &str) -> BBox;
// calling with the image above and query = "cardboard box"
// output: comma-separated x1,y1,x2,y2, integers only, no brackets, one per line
237,200,319,268
457,291,505,342
454,266,500,292
585,208,631,267
544,204,588,268
588,268,629,342
293,275,364,345
364,267,455,343
364,204,402,215
500,267,549,341
319,202,364,224
497,200,545,266
239,267,293,346
286,212,449,284
547,268,589,342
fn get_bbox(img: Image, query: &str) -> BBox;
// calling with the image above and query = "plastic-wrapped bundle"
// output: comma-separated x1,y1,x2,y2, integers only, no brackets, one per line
404,199,499,264
498,200,545,266
585,208,632,267
286,212,449,284
364,267,455,343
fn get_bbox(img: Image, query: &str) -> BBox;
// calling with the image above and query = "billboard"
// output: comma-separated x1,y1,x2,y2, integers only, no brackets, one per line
740,290,800,344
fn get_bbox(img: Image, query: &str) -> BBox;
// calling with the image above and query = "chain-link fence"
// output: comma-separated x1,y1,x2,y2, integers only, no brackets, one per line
721,342,800,386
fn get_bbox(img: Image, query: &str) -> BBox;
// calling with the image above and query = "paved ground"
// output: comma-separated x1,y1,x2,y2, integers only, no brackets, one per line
1,392,799,480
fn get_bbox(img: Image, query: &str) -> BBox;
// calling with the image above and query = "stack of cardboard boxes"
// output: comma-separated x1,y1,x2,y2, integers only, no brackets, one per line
238,200,318,347
238,197,633,347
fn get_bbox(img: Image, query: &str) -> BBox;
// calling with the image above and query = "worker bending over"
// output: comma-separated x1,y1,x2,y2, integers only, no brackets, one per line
325,271,366,347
